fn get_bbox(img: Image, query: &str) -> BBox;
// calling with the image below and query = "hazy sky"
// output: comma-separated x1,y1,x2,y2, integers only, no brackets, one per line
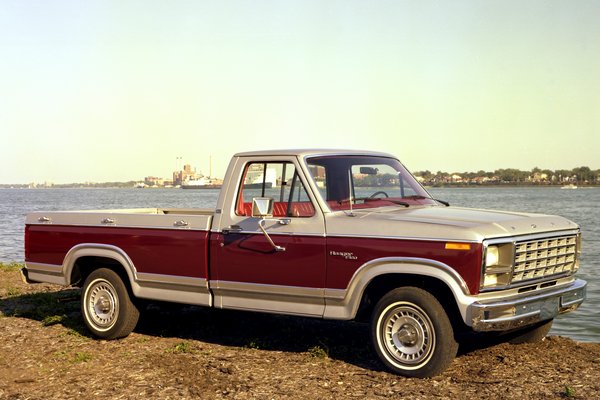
1,1,599,183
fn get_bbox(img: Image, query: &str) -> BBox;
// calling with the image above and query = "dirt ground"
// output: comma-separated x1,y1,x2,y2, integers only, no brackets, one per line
1,263,599,399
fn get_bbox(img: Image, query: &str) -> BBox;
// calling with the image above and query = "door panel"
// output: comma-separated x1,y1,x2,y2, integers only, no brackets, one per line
213,232,325,287
212,158,327,316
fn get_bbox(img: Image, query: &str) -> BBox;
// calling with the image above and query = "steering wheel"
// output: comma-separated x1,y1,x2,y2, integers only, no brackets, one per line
368,191,389,199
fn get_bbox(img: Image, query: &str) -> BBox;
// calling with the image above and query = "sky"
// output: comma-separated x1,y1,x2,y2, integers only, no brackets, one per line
1,1,599,183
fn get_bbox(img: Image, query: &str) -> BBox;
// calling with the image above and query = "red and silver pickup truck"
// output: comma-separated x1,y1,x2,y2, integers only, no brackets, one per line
23,149,586,377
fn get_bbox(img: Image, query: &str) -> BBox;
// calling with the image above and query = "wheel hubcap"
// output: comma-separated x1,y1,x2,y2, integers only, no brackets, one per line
396,323,418,346
86,279,119,330
97,297,111,313
382,303,435,366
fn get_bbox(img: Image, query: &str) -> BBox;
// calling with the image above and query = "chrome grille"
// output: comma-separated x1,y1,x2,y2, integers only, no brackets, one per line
512,235,578,283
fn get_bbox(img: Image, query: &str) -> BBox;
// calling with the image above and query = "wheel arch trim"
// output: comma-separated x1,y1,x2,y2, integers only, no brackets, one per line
323,257,473,321
63,243,141,295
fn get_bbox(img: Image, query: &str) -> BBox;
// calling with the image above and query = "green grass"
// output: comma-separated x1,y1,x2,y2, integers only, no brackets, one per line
170,341,194,354
563,385,575,398
42,314,66,326
53,350,92,363
245,339,263,350
5,287,22,297
0,262,24,272
60,328,89,340
1,286,86,336
8,292,73,320
73,352,92,363
308,344,329,359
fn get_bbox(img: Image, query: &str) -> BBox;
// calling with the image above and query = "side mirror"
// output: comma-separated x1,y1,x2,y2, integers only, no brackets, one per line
251,197,285,252
251,197,274,218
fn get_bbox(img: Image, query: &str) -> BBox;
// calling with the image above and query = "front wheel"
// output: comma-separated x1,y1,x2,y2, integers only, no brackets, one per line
81,268,140,339
371,287,458,378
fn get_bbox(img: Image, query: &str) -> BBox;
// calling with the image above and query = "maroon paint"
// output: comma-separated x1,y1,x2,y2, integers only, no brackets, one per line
211,233,481,294
25,225,209,279
326,236,483,295
210,233,327,288
26,225,482,294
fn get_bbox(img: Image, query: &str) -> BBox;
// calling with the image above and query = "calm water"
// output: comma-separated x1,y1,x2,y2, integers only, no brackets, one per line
0,187,598,342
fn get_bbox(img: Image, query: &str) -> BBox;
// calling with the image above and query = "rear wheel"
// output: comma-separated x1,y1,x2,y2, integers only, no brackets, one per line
371,287,458,378
81,268,139,339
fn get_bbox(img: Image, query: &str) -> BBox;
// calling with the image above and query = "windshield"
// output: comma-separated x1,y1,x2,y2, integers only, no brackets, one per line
306,155,436,211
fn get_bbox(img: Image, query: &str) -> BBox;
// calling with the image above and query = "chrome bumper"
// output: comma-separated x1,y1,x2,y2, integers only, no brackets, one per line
469,279,587,332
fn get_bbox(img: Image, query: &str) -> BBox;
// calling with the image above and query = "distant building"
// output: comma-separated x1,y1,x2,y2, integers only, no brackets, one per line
173,164,202,186
451,174,462,183
144,176,164,187
28,181,54,188
530,172,548,183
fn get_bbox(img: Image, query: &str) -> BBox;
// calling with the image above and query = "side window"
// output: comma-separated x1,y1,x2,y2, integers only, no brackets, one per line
308,164,327,200
236,162,315,217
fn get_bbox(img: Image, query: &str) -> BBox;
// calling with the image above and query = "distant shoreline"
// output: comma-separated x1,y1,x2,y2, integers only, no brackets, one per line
426,183,600,189
1,183,599,189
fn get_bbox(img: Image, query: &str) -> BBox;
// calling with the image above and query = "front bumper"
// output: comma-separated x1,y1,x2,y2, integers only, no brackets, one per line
469,278,587,332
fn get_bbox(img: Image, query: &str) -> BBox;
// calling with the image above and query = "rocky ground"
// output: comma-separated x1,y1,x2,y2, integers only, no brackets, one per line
1,263,599,399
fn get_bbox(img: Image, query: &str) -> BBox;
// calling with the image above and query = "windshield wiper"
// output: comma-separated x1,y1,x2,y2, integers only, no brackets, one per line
433,198,450,206
385,199,410,207
403,195,450,207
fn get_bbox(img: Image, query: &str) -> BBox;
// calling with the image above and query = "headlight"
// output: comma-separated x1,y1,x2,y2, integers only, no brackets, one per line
481,244,513,291
485,246,499,267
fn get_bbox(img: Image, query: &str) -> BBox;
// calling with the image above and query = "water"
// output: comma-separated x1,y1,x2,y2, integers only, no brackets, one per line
428,187,600,343
0,188,221,262
0,187,598,342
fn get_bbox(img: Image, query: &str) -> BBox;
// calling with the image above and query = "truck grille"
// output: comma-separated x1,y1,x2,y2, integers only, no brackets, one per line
512,235,578,283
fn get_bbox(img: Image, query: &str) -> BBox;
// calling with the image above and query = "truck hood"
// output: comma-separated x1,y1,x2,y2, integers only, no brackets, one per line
326,205,579,242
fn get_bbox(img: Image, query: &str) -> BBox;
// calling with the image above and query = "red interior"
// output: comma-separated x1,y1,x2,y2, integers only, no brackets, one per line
237,201,315,217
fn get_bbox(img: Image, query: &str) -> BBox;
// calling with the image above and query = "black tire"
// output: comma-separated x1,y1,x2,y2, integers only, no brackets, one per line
509,319,553,344
371,287,458,378
81,268,140,339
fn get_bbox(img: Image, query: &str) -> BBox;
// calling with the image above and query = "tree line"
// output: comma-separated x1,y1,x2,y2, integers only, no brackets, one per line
413,166,599,185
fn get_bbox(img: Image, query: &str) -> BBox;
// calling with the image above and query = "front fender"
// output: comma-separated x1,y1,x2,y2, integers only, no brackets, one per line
323,257,473,322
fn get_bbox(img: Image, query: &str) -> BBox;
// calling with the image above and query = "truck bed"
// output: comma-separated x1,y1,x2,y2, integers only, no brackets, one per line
26,208,214,230
25,208,214,299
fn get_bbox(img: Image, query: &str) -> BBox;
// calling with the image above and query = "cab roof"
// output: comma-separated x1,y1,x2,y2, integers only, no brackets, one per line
233,148,396,159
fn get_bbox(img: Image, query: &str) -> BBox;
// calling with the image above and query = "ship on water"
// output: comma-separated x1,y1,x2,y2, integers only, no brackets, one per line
181,176,222,189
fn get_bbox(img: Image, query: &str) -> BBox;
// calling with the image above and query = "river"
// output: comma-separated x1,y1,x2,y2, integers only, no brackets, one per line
0,187,598,342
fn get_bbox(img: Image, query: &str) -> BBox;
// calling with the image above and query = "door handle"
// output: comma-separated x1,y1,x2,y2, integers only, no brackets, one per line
173,220,189,227
222,225,243,235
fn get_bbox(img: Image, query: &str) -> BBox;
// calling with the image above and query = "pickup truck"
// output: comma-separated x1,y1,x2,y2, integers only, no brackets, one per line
23,149,587,378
